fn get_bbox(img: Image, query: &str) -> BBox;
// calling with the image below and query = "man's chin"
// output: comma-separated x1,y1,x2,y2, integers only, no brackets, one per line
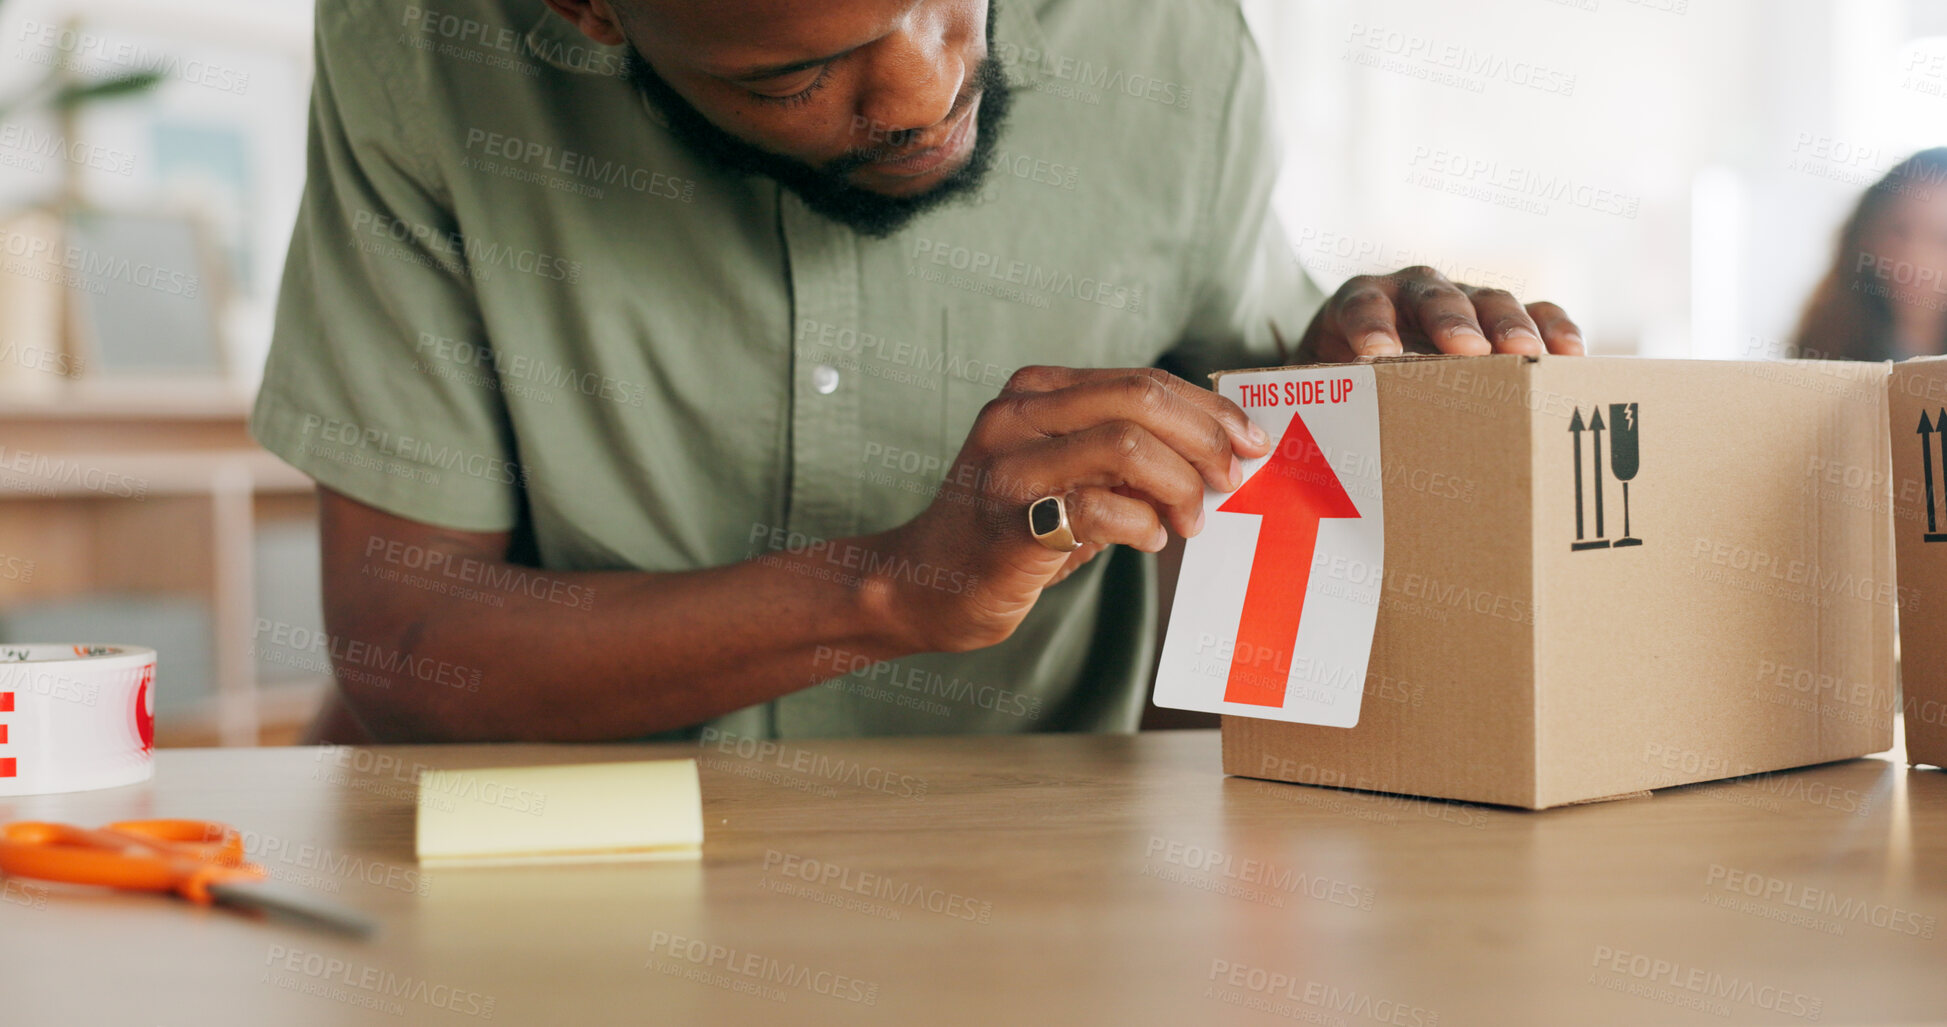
849,150,980,199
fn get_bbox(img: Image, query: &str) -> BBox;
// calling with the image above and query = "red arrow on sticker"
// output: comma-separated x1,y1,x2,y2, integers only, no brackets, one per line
1217,408,1362,706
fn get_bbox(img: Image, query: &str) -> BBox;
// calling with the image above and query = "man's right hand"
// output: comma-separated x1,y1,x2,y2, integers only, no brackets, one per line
867,366,1273,654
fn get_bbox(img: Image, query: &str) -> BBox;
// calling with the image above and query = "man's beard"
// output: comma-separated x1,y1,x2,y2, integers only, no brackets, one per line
624,28,1012,238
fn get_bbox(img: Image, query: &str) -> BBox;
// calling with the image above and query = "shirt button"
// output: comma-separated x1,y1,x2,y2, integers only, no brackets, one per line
811,364,841,395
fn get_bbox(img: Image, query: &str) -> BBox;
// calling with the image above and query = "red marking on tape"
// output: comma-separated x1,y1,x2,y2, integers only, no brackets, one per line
0,758,13,778
0,723,7,743
135,665,154,755
0,692,11,712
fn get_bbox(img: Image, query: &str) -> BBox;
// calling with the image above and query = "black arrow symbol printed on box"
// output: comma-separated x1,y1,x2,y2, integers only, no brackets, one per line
1570,408,1591,544
1591,407,1607,537
1924,409,1947,542
1572,407,1612,551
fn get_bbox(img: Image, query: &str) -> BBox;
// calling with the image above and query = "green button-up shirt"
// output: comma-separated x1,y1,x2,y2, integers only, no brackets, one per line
251,0,1323,739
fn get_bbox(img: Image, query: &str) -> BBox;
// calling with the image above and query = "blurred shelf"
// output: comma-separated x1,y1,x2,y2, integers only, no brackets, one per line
0,448,311,497
0,380,259,420
1,385,320,747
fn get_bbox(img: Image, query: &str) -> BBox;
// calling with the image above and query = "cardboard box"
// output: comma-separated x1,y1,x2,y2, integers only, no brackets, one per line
1219,355,1896,809
1887,358,1947,770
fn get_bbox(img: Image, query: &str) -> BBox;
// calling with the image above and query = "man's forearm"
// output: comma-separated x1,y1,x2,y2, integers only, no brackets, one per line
323,500,920,741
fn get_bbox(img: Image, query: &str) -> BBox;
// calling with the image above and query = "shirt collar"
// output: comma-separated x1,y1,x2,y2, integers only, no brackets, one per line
993,0,1050,87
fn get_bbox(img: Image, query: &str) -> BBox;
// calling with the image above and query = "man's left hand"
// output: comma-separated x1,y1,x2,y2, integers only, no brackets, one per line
1297,265,1584,362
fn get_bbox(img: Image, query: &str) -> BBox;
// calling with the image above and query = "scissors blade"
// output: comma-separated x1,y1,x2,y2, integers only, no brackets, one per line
207,879,379,939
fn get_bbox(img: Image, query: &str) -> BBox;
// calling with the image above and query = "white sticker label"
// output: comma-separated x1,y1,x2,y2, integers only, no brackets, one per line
1153,365,1384,726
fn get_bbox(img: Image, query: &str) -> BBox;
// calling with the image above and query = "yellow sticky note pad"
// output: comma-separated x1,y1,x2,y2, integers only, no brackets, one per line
415,759,703,867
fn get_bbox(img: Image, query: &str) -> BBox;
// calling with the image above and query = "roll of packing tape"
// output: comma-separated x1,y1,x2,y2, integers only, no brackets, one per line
0,644,155,797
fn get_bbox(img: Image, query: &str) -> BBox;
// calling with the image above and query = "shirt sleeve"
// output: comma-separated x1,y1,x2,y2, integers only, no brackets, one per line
1165,14,1326,382
250,0,522,532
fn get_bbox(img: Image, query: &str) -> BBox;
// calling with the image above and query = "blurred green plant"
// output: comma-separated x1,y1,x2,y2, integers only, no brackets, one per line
0,0,163,123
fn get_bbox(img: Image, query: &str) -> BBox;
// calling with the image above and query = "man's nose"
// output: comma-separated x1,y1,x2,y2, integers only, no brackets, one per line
855,24,967,142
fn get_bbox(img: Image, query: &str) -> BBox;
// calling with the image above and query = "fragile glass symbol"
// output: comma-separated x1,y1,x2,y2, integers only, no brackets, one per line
1571,403,1642,551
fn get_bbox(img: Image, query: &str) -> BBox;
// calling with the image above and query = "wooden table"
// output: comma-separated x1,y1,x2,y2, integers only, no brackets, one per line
4,733,1944,1025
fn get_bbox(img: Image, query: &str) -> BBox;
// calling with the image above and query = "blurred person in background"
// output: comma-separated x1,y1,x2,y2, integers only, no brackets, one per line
1792,147,1947,361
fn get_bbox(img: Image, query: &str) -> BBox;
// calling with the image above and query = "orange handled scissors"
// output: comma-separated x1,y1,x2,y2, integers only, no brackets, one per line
0,819,376,937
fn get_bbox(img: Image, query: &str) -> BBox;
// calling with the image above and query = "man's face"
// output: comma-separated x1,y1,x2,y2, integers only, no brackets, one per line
555,0,1009,236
